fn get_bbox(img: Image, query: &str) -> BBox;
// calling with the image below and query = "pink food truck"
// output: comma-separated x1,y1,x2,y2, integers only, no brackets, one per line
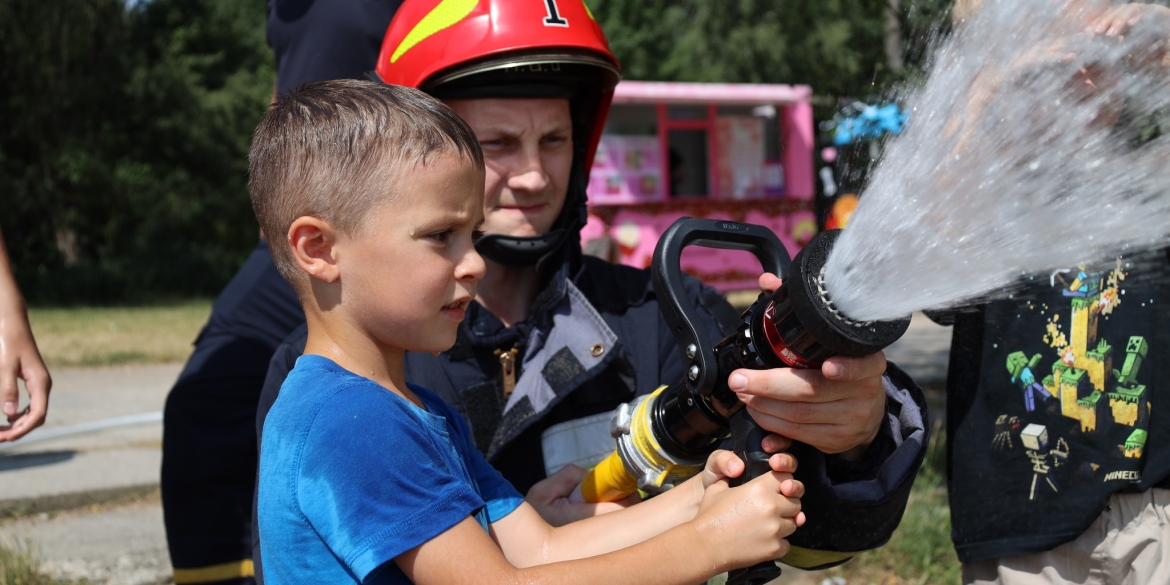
580,80,816,291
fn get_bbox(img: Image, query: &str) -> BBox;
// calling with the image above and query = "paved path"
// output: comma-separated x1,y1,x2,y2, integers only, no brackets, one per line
0,363,179,584
0,364,179,501
2,502,170,585
0,317,952,584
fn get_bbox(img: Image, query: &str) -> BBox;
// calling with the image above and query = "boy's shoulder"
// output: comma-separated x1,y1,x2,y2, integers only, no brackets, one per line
261,356,481,508
259,357,514,584
269,355,411,446
283,354,367,393
272,355,385,422
267,356,455,447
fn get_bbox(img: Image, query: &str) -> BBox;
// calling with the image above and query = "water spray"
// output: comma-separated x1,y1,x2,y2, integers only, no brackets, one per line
824,0,1170,322
572,217,909,585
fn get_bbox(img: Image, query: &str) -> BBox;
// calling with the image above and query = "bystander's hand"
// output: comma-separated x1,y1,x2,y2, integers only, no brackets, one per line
0,231,50,442
728,273,886,461
1088,3,1170,69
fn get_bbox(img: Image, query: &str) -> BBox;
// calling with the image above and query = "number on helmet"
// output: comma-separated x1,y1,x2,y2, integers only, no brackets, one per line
543,0,568,26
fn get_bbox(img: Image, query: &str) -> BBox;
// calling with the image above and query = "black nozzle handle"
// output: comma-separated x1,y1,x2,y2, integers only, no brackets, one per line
651,217,791,396
652,217,787,584
726,408,783,585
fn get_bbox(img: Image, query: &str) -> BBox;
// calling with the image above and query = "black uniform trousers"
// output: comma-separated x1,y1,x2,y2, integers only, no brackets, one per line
161,241,304,585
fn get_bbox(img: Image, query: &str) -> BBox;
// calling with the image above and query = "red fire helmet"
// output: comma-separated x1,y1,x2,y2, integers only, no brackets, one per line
374,0,621,172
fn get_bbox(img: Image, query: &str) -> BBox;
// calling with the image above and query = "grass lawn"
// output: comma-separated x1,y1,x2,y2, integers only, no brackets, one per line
28,301,212,367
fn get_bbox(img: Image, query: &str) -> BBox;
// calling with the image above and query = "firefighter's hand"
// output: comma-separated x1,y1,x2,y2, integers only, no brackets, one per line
0,287,50,442
526,464,640,527
727,273,887,461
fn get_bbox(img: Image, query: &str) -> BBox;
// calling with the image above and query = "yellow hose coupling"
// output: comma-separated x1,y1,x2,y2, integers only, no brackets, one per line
575,386,706,503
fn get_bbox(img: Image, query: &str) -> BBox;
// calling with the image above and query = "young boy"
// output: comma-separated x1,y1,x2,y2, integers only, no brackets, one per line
252,79,805,584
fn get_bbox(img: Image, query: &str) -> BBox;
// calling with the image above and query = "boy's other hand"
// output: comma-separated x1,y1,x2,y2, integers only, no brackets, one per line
526,464,640,526
691,464,805,573
699,441,798,494
728,273,886,461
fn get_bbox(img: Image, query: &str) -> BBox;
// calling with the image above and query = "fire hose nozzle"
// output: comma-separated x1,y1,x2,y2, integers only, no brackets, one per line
571,219,910,585
571,221,911,507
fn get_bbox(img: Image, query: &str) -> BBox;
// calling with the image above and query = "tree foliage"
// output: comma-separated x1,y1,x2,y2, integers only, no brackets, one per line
593,0,915,97
0,0,956,304
0,0,273,304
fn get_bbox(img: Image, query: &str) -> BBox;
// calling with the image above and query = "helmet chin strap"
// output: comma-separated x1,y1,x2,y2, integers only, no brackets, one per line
475,169,589,268
474,229,570,267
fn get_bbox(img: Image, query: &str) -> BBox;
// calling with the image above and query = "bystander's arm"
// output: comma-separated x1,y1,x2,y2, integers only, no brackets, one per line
0,227,50,441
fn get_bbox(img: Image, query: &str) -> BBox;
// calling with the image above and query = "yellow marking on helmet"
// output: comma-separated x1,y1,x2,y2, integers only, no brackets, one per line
390,0,478,63
582,1,594,20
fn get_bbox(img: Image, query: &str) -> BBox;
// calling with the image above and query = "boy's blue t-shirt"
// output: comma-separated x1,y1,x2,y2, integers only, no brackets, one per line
258,355,524,584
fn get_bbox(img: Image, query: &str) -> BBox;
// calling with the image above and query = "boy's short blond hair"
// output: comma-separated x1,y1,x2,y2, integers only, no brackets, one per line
249,79,483,293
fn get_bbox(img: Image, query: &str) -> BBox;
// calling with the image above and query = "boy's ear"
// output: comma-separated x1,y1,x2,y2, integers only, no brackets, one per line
288,216,341,283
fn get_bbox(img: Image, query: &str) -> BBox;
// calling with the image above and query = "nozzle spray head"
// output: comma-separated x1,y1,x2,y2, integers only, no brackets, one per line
759,229,911,367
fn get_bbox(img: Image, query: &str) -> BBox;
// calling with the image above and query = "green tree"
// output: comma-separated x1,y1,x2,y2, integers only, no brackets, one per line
0,0,133,300
592,0,888,97
0,0,956,304
0,0,273,304
590,0,955,101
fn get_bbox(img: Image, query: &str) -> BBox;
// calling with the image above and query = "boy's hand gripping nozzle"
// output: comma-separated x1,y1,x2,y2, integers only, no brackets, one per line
572,217,910,585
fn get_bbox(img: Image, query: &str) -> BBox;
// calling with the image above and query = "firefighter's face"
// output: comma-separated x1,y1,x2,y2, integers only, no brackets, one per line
445,98,573,239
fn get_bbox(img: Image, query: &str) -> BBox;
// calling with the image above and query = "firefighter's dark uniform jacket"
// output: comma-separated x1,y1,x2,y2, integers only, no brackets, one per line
256,248,929,569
